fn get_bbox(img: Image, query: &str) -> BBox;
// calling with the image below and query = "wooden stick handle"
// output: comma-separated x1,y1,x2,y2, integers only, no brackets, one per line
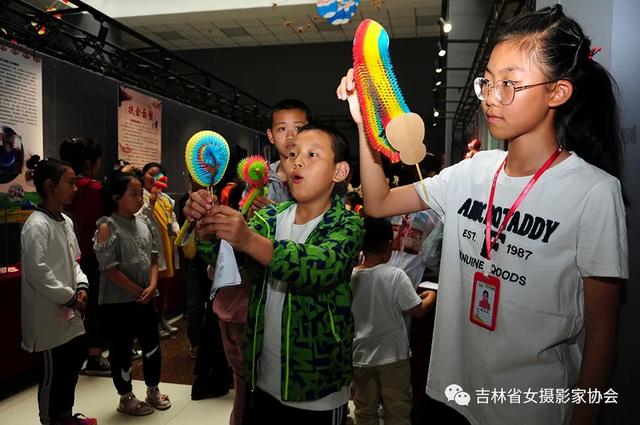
415,163,429,201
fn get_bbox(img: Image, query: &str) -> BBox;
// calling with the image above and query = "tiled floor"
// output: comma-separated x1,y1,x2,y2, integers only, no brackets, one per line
0,375,235,424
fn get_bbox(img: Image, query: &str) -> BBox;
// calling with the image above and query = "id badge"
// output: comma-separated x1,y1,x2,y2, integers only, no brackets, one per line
469,272,500,331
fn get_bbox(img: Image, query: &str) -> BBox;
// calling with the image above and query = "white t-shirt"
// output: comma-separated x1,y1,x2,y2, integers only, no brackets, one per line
413,150,628,425
351,264,421,367
388,210,440,286
257,204,349,410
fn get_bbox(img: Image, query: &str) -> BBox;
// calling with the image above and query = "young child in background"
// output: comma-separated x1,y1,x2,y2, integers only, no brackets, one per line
337,5,627,425
182,176,233,401
94,171,171,416
179,175,209,359
59,137,111,376
139,162,180,337
191,99,311,422
246,98,312,216
21,155,96,425
186,123,364,425
192,180,250,422
388,161,441,287
351,217,435,425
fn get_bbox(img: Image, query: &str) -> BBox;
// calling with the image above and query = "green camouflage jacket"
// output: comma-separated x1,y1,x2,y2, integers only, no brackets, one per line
199,194,363,402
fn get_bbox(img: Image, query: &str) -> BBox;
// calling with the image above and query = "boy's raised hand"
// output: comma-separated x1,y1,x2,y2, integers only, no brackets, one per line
336,68,363,126
199,205,252,251
184,188,217,221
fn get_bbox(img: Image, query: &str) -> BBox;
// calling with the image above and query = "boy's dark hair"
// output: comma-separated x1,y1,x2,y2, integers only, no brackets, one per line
59,137,102,175
268,98,312,127
362,216,393,254
298,123,351,164
142,162,166,175
26,155,71,198
102,171,141,215
298,123,351,195
497,4,622,183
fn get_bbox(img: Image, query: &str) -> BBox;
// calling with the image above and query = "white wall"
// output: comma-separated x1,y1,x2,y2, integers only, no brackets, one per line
537,0,613,67
608,1,640,423
538,1,639,423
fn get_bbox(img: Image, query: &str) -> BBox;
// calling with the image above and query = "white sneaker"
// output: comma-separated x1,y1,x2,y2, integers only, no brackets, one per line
160,319,178,334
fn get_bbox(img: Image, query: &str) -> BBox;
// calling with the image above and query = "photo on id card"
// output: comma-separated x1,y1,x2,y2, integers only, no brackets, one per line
470,272,500,331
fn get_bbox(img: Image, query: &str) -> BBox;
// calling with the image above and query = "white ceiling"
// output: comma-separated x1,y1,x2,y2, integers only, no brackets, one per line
111,1,442,50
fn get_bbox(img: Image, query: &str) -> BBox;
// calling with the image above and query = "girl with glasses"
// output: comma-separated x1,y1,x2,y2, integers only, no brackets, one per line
337,4,627,425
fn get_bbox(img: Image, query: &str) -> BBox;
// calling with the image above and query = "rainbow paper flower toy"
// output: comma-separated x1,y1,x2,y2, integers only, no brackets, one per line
353,19,426,165
176,130,230,248
185,130,230,188
152,172,168,193
237,155,269,215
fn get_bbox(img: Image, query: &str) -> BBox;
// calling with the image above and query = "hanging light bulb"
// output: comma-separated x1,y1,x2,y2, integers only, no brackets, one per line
438,41,446,57
439,17,452,34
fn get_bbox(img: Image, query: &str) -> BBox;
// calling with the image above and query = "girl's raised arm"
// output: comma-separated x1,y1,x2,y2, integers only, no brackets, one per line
337,68,429,218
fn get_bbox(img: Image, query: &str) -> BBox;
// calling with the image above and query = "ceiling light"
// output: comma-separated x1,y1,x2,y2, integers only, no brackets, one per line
433,109,440,118
438,42,446,57
439,17,452,34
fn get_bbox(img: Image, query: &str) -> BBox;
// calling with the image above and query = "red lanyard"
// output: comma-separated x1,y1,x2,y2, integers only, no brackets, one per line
484,148,562,261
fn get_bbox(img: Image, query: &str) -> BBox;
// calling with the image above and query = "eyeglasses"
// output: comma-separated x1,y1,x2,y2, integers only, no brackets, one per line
473,77,557,105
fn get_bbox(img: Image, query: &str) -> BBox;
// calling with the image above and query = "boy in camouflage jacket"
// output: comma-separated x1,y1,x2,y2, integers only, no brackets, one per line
191,124,363,423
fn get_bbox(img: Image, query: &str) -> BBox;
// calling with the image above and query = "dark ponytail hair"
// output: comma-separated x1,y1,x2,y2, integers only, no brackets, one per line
102,171,140,216
59,137,102,176
25,155,72,198
496,4,623,181
142,162,165,176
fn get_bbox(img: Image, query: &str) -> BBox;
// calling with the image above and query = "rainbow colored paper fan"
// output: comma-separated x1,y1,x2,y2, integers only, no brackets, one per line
237,155,269,186
185,130,230,188
353,19,425,165
237,155,269,215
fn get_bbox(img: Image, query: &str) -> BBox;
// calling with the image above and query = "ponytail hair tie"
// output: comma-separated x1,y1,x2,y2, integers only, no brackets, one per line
588,47,602,60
